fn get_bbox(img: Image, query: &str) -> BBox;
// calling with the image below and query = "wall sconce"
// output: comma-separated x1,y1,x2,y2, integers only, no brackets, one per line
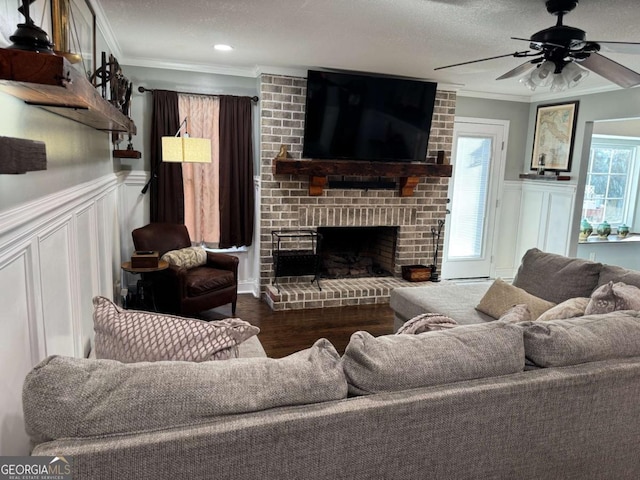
161,118,211,163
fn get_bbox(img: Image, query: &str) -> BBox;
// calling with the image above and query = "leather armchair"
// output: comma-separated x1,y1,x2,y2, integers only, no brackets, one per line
132,223,238,316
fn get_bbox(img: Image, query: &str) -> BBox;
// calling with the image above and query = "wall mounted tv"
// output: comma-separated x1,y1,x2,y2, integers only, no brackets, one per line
302,70,437,163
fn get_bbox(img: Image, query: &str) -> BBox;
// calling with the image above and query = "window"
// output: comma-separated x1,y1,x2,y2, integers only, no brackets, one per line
582,136,640,228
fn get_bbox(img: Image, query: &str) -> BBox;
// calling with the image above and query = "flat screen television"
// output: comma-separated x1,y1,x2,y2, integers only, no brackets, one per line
302,70,437,162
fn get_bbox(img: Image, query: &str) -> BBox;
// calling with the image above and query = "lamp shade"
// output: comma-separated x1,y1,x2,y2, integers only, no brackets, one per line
161,136,212,163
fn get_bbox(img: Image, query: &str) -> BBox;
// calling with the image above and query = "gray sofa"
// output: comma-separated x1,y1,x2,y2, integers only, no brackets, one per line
22,249,640,479
391,247,640,330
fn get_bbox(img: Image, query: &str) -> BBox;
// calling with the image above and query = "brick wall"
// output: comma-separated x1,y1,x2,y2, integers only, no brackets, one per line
259,73,456,295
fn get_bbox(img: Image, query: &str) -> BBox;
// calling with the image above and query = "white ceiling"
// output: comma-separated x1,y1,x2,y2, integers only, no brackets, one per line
95,0,640,101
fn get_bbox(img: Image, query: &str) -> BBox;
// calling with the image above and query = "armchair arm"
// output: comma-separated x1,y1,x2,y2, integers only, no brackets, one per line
206,252,239,276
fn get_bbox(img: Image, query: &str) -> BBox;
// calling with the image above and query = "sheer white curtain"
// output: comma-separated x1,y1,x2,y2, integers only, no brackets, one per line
178,94,220,245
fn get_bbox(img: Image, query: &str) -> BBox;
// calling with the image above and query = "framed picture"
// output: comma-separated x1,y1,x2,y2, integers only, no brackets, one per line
531,101,579,172
50,0,96,80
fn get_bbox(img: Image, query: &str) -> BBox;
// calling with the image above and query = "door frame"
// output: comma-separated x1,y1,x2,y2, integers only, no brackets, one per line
442,117,509,279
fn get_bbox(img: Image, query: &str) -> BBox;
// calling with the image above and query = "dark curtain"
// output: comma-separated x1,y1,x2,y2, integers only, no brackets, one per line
219,96,255,248
150,90,184,223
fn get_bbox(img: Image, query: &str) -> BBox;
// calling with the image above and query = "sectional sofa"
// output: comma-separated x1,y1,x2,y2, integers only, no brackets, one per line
22,249,640,479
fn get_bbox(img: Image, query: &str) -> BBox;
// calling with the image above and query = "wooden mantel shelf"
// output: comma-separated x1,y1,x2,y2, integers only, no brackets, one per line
0,48,136,134
274,158,452,196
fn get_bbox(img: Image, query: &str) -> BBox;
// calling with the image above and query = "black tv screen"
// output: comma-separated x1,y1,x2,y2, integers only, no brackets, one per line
302,70,437,162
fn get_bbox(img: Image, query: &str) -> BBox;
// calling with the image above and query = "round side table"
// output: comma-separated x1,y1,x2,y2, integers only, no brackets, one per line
121,260,169,311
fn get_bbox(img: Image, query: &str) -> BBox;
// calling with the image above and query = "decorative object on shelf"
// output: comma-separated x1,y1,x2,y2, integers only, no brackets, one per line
596,220,611,239
429,219,445,282
90,52,132,114
579,219,593,241
162,117,212,164
531,101,579,173
537,153,546,175
51,0,96,80
113,133,142,159
0,135,47,174
8,0,54,54
617,224,630,238
276,144,292,160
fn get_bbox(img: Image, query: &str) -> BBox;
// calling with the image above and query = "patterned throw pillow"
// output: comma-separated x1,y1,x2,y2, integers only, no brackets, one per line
93,296,259,362
397,313,458,334
536,297,589,322
585,281,640,315
161,246,207,269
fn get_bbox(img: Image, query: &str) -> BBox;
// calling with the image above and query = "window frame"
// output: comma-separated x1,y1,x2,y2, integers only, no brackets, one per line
582,135,640,231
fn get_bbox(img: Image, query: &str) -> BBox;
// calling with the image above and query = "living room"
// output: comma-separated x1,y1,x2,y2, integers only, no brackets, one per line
2,0,640,468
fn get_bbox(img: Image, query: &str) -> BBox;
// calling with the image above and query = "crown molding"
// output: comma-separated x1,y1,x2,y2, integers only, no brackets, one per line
121,57,259,78
457,89,531,103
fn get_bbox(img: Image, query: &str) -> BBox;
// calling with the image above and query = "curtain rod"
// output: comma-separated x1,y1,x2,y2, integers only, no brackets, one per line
137,86,259,102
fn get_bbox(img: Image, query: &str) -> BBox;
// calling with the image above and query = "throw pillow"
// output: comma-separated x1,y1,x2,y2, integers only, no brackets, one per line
512,248,601,304
161,246,207,269
93,296,259,362
498,304,533,323
522,311,640,368
343,322,524,395
23,339,347,445
536,297,589,322
585,281,640,315
476,278,556,320
396,313,458,334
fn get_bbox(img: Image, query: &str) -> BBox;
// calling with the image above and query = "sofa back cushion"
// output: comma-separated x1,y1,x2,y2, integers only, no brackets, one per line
597,264,640,289
23,339,347,445
512,248,602,304
342,322,524,395
523,311,640,368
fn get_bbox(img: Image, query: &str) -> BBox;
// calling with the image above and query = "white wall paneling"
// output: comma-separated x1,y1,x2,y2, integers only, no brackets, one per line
515,181,577,261
493,181,523,278
0,172,124,455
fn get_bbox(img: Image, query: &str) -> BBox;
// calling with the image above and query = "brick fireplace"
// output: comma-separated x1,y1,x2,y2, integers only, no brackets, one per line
259,74,456,310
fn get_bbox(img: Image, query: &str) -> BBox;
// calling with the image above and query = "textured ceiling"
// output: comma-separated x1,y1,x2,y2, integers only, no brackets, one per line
95,0,640,100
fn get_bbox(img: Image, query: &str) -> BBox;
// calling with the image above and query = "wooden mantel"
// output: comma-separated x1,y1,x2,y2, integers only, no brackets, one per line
274,158,452,196
0,48,136,133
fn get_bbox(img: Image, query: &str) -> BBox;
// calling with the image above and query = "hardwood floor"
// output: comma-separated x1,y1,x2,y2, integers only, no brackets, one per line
201,294,396,358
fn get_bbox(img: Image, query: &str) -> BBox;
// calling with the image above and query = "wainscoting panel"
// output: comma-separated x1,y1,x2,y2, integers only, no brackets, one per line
0,250,40,455
0,173,124,455
494,181,523,278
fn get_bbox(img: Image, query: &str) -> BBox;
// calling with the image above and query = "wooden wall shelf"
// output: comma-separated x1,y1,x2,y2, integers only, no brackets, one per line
274,158,452,197
0,48,136,134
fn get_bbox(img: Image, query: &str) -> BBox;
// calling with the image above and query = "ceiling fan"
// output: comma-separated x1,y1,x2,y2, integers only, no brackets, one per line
435,0,640,91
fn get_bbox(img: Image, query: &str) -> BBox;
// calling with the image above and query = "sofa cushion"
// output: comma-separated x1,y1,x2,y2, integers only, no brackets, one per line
342,322,524,395
585,281,640,315
522,311,640,368
161,246,207,269
476,279,556,319
93,296,258,362
597,264,640,289
512,248,602,304
536,297,589,322
23,339,347,445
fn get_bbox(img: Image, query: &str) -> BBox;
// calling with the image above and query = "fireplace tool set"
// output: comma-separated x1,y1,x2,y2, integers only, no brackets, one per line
430,219,445,282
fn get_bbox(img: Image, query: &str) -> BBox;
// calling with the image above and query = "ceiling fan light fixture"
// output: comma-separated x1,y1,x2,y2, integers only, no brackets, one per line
519,74,537,91
530,60,556,87
550,72,569,92
562,61,590,88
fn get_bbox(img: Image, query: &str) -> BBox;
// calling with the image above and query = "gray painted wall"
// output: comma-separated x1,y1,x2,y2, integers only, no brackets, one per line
0,92,113,211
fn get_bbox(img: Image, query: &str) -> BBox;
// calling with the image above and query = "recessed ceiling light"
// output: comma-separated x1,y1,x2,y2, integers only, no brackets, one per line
214,44,233,51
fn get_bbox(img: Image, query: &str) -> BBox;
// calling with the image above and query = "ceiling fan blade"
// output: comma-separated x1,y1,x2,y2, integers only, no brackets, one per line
592,41,640,55
496,60,536,80
434,51,530,71
580,53,640,88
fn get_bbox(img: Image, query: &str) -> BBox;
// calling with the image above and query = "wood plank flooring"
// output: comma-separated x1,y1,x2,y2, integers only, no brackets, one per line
200,294,396,358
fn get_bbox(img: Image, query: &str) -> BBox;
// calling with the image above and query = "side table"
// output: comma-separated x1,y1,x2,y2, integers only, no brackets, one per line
121,260,169,311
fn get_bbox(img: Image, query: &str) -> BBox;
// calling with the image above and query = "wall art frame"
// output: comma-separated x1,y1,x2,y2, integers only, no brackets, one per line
530,100,579,172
